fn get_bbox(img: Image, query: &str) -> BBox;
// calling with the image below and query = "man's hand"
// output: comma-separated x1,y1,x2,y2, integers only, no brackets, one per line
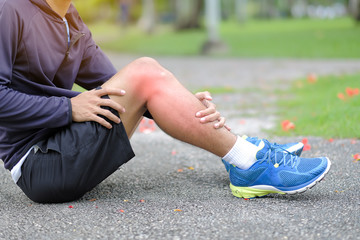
194,91,231,131
70,88,126,129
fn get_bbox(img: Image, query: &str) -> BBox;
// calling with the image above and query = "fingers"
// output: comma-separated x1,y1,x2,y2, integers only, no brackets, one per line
214,117,231,131
92,88,126,114
214,116,225,129
71,87,127,129
197,113,230,130
194,91,231,131
198,109,220,123
94,87,126,98
195,100,217,121
195,91,213,101
99,98,126,115
89,108,120,130
98,106,121,123
195,101,225,129
92,114,114,130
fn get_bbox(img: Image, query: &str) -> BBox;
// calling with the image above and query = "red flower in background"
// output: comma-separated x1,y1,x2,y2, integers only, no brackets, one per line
139,119,156,134
307,73,318,84
338,87,359,101
346,87,359,97
301,138,311,151
337,93,345,100
281,120,295,131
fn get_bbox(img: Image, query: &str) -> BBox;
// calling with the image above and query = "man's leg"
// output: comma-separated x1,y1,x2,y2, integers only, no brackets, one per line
102,57,237,158
102,57,331,200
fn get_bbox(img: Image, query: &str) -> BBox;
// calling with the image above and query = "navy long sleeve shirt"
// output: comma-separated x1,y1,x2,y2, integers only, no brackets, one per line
0,0,117,170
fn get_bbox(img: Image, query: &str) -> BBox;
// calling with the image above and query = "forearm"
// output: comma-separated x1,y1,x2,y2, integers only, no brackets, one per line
0,86,72,129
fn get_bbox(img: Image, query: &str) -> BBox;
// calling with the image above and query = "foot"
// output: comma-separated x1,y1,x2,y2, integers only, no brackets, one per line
228,139,331,199
222,136,304,172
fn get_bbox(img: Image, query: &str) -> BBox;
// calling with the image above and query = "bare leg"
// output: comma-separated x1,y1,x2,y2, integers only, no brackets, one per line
102,57,237,157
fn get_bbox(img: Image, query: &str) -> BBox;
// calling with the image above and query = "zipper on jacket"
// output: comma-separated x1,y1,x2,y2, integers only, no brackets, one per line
63,17,86,57
63,18,71,48
66,33,85,57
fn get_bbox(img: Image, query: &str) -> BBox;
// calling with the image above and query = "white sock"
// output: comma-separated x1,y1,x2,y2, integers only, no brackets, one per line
222,136,261,170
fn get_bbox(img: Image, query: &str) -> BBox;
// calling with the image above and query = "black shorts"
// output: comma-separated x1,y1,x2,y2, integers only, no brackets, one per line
16,105,135,203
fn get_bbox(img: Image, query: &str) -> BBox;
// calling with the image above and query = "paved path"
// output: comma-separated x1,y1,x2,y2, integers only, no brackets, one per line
107,54,360,89
1,56,359,240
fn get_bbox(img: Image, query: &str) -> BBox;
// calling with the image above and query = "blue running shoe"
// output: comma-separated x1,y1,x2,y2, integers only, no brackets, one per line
222,136,304,172
228,140,331,198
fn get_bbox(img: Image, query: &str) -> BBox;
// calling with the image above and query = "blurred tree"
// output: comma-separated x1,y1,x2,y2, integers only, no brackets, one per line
235,0,248,22
278,0,295,17
173,0,203,30
73,0,118,23
349,0,360,21
137,0,156,33
258,0,279,18
202,0,227,54
221,0,231,20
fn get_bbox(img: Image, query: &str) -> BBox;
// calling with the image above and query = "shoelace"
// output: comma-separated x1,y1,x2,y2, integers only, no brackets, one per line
272,142,284,148
260,140,299,168
248,137,291,150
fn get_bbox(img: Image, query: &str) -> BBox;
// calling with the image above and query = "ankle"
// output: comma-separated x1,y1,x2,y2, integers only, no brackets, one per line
223,136,260,170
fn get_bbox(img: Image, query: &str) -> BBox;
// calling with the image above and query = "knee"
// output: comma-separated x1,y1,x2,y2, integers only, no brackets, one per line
133,56,159,67
132,56,160,70
127,57,173,84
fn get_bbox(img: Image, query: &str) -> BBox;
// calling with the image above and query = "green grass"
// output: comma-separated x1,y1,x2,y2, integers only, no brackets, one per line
91,23,207,55
90,18,360,58
221,18,360,58
273,73,360,138
72,84,86,92
193,86,237,94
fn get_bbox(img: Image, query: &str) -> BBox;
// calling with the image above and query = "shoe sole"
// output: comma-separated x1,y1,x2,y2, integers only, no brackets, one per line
230,157,331,199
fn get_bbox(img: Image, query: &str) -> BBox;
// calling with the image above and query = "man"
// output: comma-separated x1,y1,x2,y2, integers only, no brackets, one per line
0,0,331,203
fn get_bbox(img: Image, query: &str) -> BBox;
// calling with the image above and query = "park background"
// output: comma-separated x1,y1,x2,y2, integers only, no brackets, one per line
1,1,360,239
71,0,360,139
73,0,359,58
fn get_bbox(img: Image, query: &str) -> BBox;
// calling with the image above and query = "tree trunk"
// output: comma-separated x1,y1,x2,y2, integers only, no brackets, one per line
349,0,360,21
259,0,278,18
202,0,227,55
235,0,248,23
137,0,156,34
174,0,203,30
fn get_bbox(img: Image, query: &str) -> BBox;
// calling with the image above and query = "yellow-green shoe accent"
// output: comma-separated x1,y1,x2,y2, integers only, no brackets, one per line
230,184,285,198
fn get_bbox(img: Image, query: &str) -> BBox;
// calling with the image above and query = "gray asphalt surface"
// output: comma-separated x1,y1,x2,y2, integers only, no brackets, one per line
1,55,360,240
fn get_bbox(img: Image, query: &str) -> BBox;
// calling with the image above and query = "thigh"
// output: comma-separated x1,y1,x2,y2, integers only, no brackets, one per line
102,68,148,138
